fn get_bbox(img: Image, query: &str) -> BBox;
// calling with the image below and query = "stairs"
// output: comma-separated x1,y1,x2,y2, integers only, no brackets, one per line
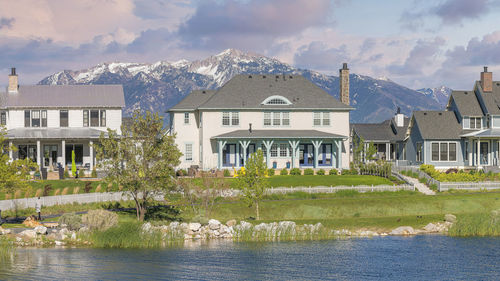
47,172,59,180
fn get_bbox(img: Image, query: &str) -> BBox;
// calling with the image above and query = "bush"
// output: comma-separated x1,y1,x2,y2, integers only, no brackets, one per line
43,184,52,196
91,167,97,178
420,164,486,182
280,169,288,175
223,169,231,177
267,168,275,176
316,169,325,175
290,168,301,175
176,169,187,177
64,168,70,179
82,209,118,231
84,182,92,193
429,184,438,191
329,169,338,175
58,212,82,231
303,168,314,175
418,177,427,184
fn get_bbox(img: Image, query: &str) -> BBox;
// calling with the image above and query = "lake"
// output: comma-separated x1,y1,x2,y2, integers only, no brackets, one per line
1,236,499,280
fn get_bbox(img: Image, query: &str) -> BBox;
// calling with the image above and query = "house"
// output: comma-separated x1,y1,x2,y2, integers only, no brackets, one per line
351,110,409,162
0,68,125,174
168,64,353,171
404,67,500,170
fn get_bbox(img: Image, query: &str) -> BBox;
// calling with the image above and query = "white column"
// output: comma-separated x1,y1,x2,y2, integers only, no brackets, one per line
262,140,274,168
61,140,66,169
477,139,481,168
8,141,13,162
288,140,300,168
89,140,94,171
386,143,390,161
468,139,472,167
217,140,226,169
312,140,323,168
239,140,250,167
337,140,342,169
36,140,41,167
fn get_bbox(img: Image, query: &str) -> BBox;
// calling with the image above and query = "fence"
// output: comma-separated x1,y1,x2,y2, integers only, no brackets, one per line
265,185,415,194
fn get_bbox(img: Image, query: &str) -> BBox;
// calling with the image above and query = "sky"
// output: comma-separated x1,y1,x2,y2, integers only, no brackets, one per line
1,0,500,90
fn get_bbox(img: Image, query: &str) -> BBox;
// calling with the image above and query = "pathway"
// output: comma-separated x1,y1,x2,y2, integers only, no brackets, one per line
400,175,436,195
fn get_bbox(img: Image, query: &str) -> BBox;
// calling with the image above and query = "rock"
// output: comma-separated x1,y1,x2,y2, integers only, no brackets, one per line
189,222,201,232
0,226,11,235
226,219,237,227
169,221,180,229
34,226,48,235
55,240,66,246
184,234,192,240
78,227,90,234
390,226,416,236
356,230,379,237
423,223,438,233
142,222,152,232
239,221,253,230
47,233,57,240
15,237,22,242
444,214,457,223
71,232,77,240
19,229,37,239
208,219,221,230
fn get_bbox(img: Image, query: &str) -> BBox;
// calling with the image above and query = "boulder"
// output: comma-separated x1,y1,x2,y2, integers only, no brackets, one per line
189,223,201,232
444,214,457,223
142,222,152,232
390,226,416,236
169,221,180,229
34,226,48,235
0,226,11,235
208,219,221,230
226,219,237,227
423,223,438,233
19,229,37,239
55,240,66,246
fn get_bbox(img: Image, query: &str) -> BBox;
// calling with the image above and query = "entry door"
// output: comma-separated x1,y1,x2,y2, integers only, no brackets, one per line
223,144,236,167
480,142,489,165
43,145,58,168
299,144,314,166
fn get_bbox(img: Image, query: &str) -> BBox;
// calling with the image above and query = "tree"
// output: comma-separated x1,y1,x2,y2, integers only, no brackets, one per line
0,126,37,196
236,149,268,220
366,142,378,161
95,110,182,221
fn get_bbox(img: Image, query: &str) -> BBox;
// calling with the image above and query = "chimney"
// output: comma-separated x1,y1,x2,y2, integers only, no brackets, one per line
481,66,492,92
8,67,18,94
339,63,349,105
249,123,252,133
394,107,404,127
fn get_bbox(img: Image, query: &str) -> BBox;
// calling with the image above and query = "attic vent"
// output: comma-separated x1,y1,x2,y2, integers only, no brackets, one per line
263,75,266,78
424,112,427,115
202,90,206,94
276,75,280,79
464,91,468,94
438,112,442,115
262,95,293,105
248,75,252,78
289,76,293,79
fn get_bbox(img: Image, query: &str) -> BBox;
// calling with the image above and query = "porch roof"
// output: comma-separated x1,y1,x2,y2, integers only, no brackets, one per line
461,129,500,138
211,130,347,140
6,128,107,139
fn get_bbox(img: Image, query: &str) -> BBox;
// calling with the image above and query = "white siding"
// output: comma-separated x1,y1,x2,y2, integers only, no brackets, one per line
172,112,200,169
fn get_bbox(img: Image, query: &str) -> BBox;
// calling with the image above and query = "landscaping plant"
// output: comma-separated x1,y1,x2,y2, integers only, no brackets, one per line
280,169,288,175
290,168,301,175
82,209,118,231
304,168,314,175
58,212,82,231
236,150,268,220
316,169,325,175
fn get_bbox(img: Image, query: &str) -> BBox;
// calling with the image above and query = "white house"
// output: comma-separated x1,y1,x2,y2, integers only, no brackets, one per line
168,64,353,171
0,68,125,173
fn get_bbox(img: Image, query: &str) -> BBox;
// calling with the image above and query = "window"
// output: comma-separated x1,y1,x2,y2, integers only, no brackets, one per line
465,141,469,161
41,110,47,127
100,110,106,127
31,110,40,127
185,144,193,161
184,112,190,124
222,112,239,126
60,110,68,127
18,145,37,162
416,142,423,162
0,111,6,126
24,110,30,127
270,144,278,157
90,110,99,127
470,117,482,129
279,143,289,157
314,112,330,126
262,95,292,105
83,110,89,127
65,144,83,165
431,142,457,162
264,112,290,127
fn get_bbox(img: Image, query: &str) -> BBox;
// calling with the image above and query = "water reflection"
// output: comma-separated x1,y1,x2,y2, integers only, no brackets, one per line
0,236,499,280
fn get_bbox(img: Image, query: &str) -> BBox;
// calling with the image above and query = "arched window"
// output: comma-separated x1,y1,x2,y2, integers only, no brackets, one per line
261,95,292,105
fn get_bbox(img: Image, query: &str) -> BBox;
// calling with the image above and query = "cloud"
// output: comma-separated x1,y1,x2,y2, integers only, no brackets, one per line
178,0,333,49
387,37,445,75
435,0,490,25
444,31,500,66
126,28,176,53
133,0,192,20
293,41,349,71
359,38,376,54
0,17,15,29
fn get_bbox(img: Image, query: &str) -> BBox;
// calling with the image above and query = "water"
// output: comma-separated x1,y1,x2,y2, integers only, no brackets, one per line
1,236,499,280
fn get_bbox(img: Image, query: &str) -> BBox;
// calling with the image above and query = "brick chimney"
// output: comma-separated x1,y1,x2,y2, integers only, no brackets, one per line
339,63,349,105
8,67,18,94
480,66,492,92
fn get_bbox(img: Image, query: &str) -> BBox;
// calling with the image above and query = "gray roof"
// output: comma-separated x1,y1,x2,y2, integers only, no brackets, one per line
461,129,500,138
411,111,462,140
6,128,106,139
169,74,352,111
169,90,216,111
449,90,483,116
352,117,409,142
476,81,500,115
212,130,346,139
1,85,125,108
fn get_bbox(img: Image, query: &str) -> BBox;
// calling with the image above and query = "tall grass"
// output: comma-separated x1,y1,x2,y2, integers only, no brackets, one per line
448,211,500,237
0,237,14,261
88,222,168,248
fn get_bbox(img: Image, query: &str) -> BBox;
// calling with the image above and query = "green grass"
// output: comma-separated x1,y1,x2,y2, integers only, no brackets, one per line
0,237,14,261
267,175,393,187
448,212,500,236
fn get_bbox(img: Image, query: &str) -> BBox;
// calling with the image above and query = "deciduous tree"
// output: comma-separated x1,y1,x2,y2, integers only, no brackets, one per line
236,150,268,220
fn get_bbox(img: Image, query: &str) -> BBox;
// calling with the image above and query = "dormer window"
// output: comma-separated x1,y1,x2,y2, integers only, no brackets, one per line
0,111,6,126
262,95,292,105
470,117,482,129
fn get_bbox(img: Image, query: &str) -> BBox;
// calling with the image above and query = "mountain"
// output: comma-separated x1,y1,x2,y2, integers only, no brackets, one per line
416,86,452,107
39,48,443,123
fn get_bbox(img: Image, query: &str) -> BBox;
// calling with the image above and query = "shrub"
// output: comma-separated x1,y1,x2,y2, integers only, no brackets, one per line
329,169,338,175
304,168,314,175
429,184,438,191
43,184,52,196
445,168,458,174
64,168,70,179
223,169,231,177
290,168,301,175
280,169,288,175
84,182,92,193
418,177,427,184
95,184,102,193
82,209,118,231
58,212,82,231
73,187,80,194
316,169,325,175
91,167,97,178
267,168,275,176
54,189,61,196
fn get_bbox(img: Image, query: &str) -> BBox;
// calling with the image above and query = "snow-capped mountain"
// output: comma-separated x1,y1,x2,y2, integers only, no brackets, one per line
39,49,443,123
416,86,452,107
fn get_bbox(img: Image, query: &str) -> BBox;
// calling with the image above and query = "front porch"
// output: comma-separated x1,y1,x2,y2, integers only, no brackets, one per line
463,129,500,169
212,130,346,170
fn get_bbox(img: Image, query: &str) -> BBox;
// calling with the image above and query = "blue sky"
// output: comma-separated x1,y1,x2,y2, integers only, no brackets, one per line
1,0,500,90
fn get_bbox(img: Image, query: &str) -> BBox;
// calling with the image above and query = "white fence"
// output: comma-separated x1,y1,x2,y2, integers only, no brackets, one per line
438,182,500,191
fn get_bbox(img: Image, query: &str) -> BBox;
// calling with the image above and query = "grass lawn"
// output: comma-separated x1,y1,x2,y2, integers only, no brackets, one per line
267,175,393,187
